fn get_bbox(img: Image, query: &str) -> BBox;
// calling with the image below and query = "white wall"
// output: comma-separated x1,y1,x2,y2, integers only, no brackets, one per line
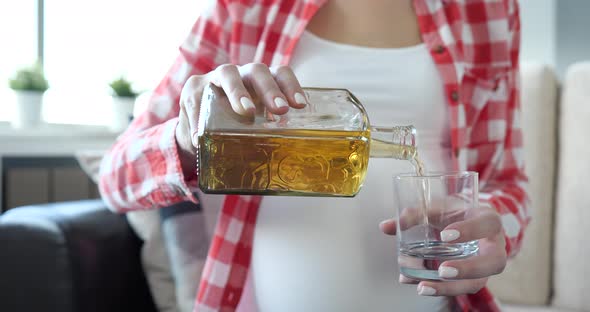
555,0,590,78
519,0,557,67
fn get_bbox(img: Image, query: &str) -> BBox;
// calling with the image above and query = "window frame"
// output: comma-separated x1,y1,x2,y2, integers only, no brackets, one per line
37,0,44,67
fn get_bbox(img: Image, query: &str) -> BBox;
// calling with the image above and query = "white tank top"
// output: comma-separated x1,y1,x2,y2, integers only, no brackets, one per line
235,30,453,312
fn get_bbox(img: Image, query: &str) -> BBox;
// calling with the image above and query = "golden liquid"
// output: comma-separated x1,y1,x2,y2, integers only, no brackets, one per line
198,128,425,196
415,155,430,244
198,129,370,196
370,137,418,160
411,153,425,176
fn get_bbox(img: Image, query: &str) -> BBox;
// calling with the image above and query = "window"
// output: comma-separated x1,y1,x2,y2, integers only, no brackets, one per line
1,0,203,125
0,1,38,86
0,1,38,121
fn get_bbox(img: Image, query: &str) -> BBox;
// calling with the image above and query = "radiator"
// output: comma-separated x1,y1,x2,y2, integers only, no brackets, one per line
1,157,100,212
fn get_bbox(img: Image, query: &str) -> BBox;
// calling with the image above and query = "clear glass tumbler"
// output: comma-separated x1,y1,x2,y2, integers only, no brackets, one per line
393,171,480,280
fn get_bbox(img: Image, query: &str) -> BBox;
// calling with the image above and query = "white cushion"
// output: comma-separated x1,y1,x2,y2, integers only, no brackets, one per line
553,62,590,311
504,304,581,312
487,63,557,305
128,210,179,312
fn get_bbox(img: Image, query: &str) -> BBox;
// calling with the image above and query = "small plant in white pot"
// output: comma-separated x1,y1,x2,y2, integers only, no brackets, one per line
8,63,49,129
109,76,137,132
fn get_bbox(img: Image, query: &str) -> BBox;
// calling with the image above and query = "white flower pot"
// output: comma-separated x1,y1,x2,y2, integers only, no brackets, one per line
12,91,44,129
109,96,136,132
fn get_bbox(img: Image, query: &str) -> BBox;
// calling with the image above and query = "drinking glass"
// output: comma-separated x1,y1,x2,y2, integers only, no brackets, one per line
393,171,479,280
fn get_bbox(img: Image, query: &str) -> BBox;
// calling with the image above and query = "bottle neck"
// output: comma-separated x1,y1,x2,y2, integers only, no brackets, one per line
368,125,417,159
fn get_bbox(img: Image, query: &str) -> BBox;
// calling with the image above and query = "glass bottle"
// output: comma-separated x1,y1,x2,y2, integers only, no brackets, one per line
196,85,418,197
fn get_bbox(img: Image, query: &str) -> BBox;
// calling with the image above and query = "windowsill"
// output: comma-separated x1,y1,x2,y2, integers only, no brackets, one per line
0,121,120,157
0,88,151,137
0,89,149,155
0,121,119,139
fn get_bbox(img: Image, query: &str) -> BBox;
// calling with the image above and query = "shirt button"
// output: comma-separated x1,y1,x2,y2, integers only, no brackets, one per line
434,45,445,54
451,90,459,102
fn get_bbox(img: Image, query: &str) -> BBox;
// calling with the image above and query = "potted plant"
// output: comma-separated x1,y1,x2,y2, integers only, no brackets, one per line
109,76,138,132
8,63,49,129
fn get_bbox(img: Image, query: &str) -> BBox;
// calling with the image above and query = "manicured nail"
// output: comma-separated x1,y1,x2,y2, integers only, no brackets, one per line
438,266,458,278
294,92,307,105
418,285,436,296
240,97,256,110
274,97,288,108
440,229,460,242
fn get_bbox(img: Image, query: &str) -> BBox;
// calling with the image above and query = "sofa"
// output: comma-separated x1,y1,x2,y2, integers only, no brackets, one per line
488,62,590,312
0,200,158,312
0,61,589,312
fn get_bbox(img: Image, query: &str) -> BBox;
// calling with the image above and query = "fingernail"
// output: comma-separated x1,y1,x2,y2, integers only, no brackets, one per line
440,229,460,242
274,97,288,108
418,285,436,296
438,266,458,278
240,97,256,110
294,92,307,105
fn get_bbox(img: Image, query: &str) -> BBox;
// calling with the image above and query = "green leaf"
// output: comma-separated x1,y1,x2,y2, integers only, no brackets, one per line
8,62,49,92
109,76,137,98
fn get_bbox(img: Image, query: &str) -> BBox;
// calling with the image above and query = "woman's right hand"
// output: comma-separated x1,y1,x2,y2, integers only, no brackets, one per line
174,63,308,176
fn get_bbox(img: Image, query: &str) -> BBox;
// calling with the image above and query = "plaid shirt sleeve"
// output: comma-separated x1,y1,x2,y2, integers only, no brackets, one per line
98,0,231,213
475,0,530,258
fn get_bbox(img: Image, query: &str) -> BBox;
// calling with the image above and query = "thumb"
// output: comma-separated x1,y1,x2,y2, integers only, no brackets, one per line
379,219,397,235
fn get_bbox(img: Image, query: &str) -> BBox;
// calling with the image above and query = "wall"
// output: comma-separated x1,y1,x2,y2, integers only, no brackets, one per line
556,0,590,78
519,0,590,79
519,0,556,68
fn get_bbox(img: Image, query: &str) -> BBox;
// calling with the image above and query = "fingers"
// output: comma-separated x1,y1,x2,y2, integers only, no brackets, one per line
212,64,256,116
210,63,305,116
379,205,465,236
393,196,469,232
398,207,422,231
240,63,290,115
396,207,455,232
417,278,488,297
440,208,502,243
270,65,308,108
379,219,397,235
438,238,507,280
399,274,419,284
180,75,206,146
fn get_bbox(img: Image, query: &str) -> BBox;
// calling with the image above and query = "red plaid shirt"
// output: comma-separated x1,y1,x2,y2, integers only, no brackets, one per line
99,0,529,311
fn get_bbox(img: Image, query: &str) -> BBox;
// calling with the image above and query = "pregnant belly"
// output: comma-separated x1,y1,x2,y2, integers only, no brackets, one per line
246,158,449,312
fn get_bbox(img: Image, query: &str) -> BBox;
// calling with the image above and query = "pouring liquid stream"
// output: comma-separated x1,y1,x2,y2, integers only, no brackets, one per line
412,155,430,248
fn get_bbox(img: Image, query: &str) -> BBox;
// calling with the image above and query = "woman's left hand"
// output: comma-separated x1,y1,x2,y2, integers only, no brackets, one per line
379,205,507,296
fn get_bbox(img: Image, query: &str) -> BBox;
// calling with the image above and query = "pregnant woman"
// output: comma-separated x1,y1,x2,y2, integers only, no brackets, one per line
99,1,529,311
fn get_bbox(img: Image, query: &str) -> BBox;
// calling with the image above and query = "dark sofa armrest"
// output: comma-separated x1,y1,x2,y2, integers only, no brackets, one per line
0,200,157,312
